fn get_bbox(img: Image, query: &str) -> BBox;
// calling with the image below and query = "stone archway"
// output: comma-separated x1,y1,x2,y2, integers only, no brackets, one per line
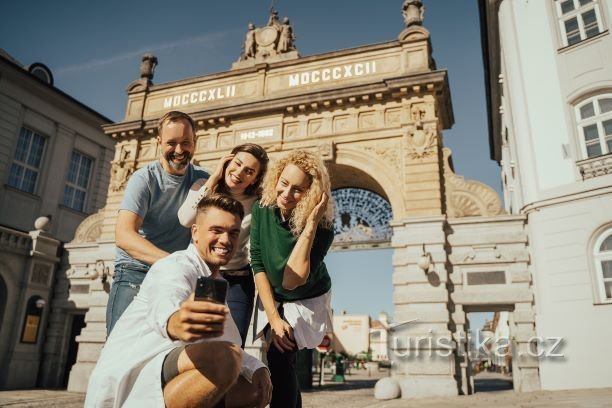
64,7,539,398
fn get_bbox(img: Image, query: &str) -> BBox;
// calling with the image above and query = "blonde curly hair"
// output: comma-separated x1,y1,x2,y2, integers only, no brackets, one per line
260,150,334,236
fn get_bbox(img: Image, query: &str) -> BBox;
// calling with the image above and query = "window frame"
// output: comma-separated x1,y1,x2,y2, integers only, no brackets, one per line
7,127,48,195
62,150,94,212
592,227,612,304
555,0,604,47
574,93,612,159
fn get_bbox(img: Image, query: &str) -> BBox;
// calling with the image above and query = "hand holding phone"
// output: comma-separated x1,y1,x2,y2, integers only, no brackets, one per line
195,276,228,304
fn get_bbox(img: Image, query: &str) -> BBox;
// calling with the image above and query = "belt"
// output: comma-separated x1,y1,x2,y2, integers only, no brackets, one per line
221,265,251,277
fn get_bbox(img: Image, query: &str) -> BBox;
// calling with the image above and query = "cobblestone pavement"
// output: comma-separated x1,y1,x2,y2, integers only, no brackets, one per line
2,371,612,407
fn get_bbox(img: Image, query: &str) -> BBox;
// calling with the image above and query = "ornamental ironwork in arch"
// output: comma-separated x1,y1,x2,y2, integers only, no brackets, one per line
332,188,393,245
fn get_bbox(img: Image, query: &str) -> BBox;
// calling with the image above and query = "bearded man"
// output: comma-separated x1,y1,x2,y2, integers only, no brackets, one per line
106,110,209,334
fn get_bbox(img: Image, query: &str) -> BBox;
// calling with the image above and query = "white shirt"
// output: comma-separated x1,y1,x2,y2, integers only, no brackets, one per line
253,290,333,350
85,244,266,408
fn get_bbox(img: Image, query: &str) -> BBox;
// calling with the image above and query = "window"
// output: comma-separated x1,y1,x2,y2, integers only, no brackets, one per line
575,94,612,158
556,0,603,47
593,228,612,302
7,127,47,194
63,151,93,212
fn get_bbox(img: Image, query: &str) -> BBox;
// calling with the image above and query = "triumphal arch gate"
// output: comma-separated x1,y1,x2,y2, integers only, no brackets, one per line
56,4,541,398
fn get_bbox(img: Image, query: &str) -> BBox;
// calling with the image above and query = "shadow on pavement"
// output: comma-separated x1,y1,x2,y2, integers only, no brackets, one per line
474,376,513,392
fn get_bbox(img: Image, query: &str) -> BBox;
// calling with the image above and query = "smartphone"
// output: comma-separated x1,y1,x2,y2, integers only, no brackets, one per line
194,276,228,304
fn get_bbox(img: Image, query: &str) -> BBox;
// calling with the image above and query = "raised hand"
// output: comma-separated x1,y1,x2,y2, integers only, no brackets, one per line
207,154,235,188
167,296,228,342
306,192,328,227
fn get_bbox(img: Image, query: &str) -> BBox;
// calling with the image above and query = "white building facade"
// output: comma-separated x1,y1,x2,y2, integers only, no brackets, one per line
480,0,612,390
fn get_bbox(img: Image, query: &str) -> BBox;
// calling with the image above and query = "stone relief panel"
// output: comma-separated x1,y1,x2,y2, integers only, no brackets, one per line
308,118,325,136
406,122,437,159
353,139,401,175
333,115,352,133
196,134,214,153
408,101,435,122
317,141,334,161
218,131,234,149
385,108,402,126
284,123,299,139
71,209,104,244
443,148,504,217
138,140,157,161
358,111,377,129
109,146,136,193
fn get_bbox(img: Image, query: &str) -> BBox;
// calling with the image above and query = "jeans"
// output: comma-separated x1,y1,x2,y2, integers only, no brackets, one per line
222,273,255,348
267,339,302,408
106,265,147,335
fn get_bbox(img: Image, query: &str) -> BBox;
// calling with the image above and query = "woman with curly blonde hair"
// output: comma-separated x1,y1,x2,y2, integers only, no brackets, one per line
251,149,334,408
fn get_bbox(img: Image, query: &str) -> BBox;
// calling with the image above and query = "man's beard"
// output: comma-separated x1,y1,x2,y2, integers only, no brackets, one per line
164,151,192,171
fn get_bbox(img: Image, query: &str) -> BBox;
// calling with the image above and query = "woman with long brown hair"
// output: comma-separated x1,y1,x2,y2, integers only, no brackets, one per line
179,143,268,346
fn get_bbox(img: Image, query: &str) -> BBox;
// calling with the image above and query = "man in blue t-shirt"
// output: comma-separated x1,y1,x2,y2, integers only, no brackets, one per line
106,110,209,334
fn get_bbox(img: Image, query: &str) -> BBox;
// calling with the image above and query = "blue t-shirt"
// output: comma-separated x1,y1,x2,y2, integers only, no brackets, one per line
114,160,209,271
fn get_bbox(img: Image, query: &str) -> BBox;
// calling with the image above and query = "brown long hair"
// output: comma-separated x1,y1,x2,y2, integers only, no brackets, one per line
216,143,269,197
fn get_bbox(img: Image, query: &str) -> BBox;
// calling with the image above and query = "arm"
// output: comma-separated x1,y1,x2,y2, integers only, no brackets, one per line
115,210,169,265
177,155,233,227
250,202,295,352
254,273,295,352
177,178,208,227
282,193,329,290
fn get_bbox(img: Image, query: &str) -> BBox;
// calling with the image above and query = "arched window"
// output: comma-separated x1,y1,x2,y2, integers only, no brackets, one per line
575,94,612,159
593,228,612,302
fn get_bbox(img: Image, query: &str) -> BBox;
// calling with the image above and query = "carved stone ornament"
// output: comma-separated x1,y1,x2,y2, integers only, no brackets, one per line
71,209,104,244
110,148,135,192
443,148,505,217
406,122,437,159
357,141,401,173
84,259,110,282
140,54,158,80
128,53,158,93
402,0,424,27
232,7,298,69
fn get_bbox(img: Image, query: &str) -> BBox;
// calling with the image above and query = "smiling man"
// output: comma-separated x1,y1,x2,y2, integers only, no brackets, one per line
86,195,271,408
106,111,209,334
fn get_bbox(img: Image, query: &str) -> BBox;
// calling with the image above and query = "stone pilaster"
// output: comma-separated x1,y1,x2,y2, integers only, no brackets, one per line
390,215,458,399
65,240,115,392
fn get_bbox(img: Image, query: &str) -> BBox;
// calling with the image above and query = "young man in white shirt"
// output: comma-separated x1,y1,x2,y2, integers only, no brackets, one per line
86,195,271,408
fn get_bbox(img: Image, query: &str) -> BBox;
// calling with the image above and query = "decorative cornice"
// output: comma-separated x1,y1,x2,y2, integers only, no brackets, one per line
443,148,504,217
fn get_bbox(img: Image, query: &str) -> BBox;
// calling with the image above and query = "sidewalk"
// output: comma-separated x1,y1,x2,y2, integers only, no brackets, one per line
2,372,612,407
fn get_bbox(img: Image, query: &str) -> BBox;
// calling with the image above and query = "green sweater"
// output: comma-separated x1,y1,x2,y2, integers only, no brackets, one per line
250,201,334,301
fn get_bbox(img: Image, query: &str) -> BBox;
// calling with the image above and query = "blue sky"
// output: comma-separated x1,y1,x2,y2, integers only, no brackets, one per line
1,0,495,328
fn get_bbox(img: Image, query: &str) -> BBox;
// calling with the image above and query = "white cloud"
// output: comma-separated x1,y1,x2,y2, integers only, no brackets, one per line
55,29,237,74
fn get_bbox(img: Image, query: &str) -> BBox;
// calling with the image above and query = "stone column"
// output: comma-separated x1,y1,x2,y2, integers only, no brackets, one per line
511,302,541,392
390,215,458,399
66,240,115,392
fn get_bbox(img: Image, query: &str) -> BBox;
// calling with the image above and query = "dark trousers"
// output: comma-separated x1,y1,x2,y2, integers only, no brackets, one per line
267,341,302,408
223,273,255,348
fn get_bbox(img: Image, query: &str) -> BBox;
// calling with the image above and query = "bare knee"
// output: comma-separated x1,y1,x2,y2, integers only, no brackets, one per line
214,341,242,389
187,341,241,390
